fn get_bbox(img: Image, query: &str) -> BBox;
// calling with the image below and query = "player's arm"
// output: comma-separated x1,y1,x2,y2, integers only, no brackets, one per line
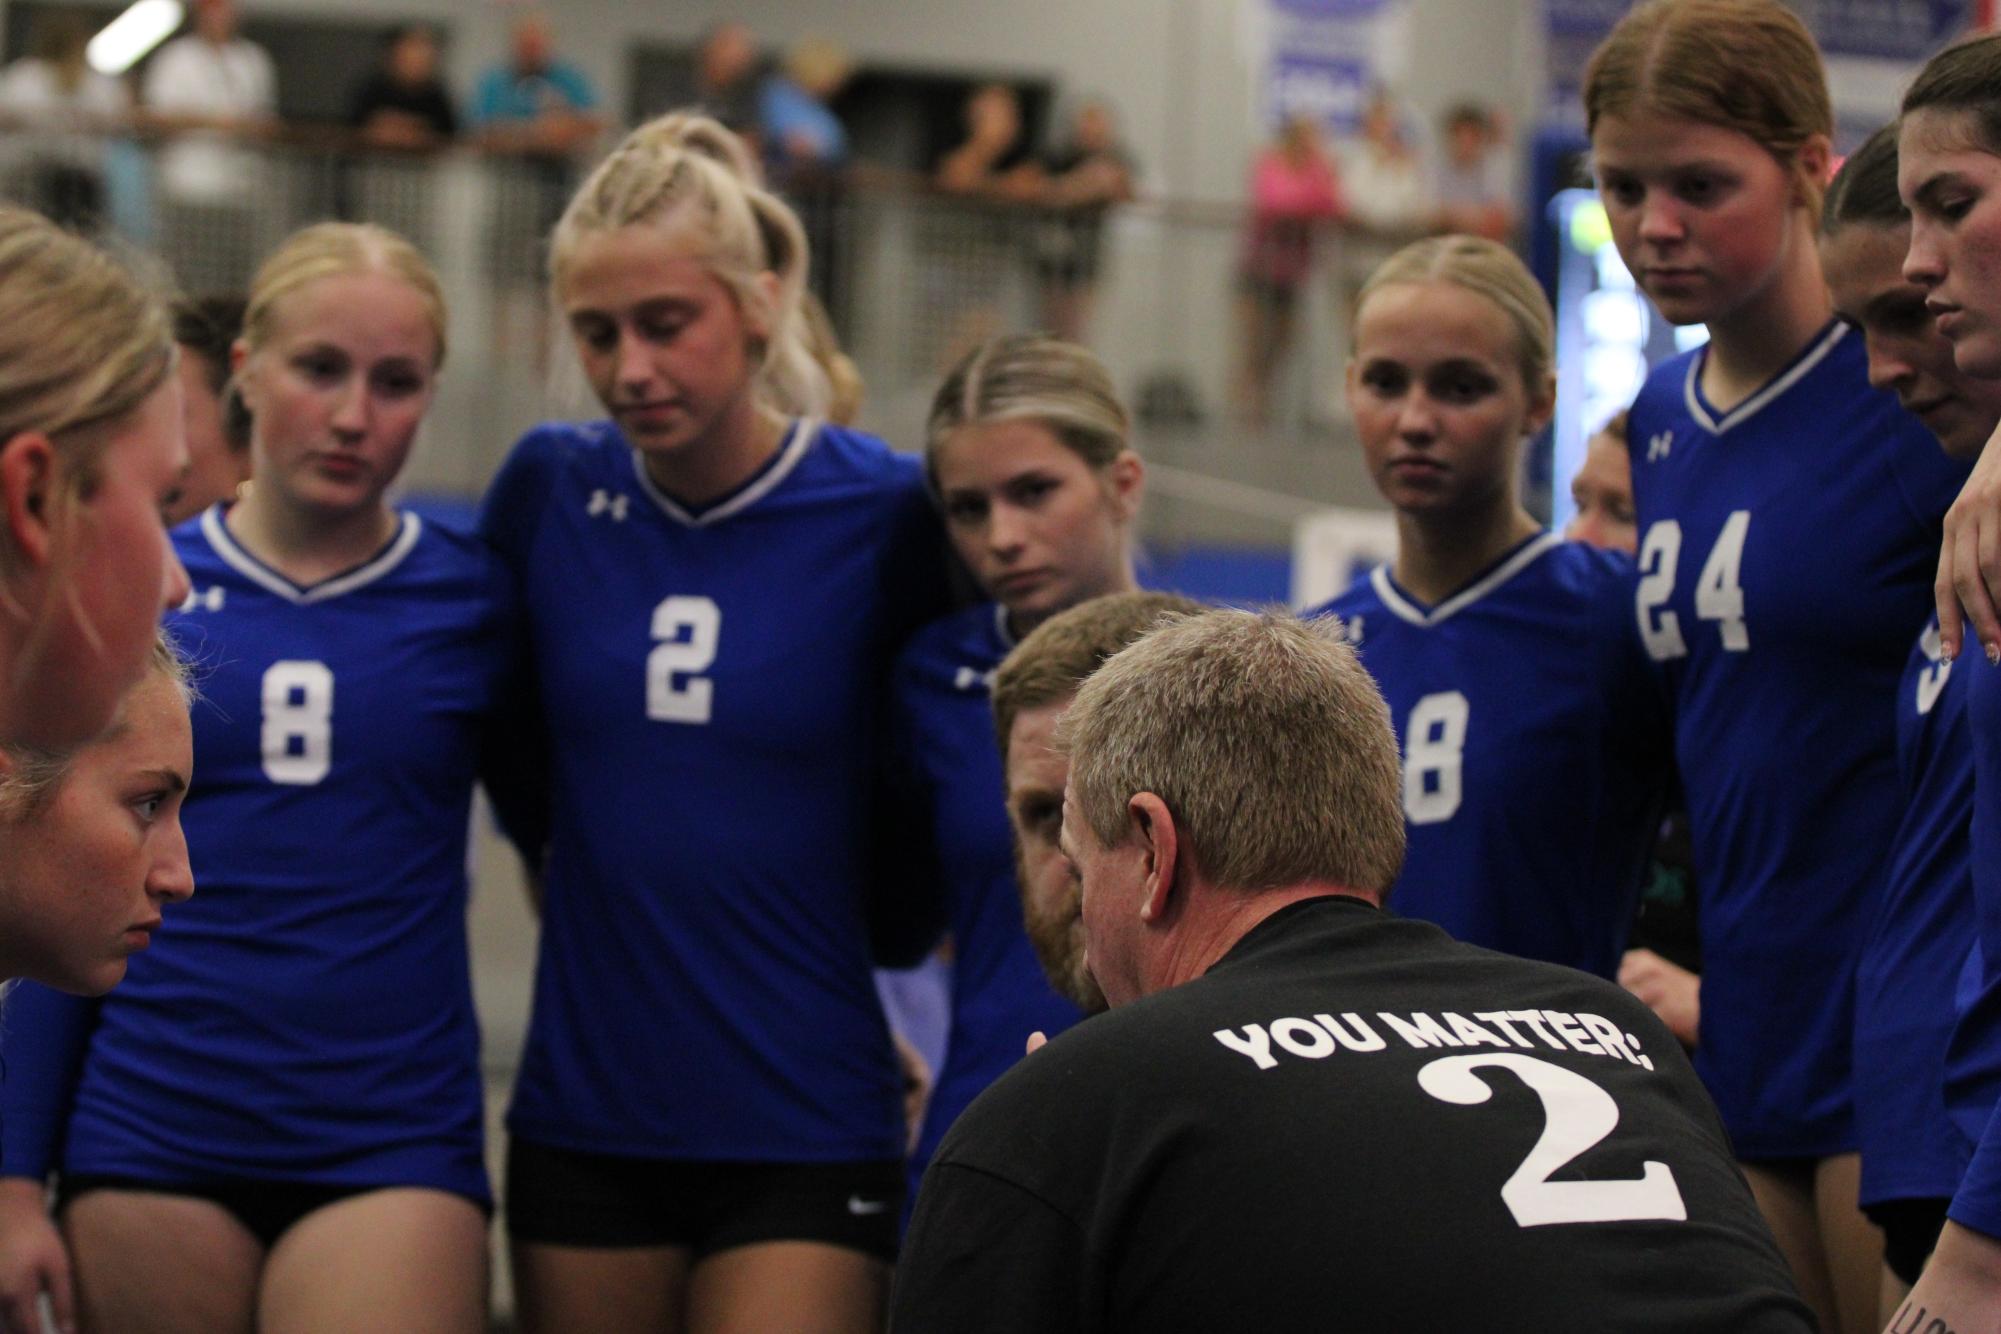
866,665,950,968
473,435,556,897
1884,1221,2001,1334
0,985,100,1334
891,1163,1086,1334
1935,422,2001,665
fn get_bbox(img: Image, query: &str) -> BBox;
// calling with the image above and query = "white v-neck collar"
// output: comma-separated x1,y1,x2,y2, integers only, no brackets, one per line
632,419,818,528
1682,321,1847,435
201,506,422,605
1371,532,1562,628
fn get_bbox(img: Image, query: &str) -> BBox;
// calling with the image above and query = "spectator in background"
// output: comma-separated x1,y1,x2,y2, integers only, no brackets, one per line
693,21,763,142
1033,99,1137,343
936,84,1041,201
164,295,251,527
472,12,602,159
1341,90,1430,242
759,37,852,180
1234,114,1343,425
1434,102,1517,244
0,13,131,230
141,0,277,294
349,24,457,151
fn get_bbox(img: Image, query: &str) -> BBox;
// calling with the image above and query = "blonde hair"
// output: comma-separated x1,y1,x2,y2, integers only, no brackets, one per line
1059,609,1406,898
992,589,1207,753
240,222,448,369
549,112,830,418
925,334,1132,490
1354,234,1556,390
0,633,189,819
1584,0,1832,214
0,206,174,506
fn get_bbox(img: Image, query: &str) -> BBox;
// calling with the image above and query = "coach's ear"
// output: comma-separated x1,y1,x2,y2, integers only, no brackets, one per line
1127,791,1180,924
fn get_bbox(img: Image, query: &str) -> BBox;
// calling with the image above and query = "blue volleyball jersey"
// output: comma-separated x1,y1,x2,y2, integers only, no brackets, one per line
1856,617,1974,1208
481,418,948,1162
1948,658,2001,1238
0,507,514,1199
1308,534,1666,978
1625,322,1966,1158
893,603,1084,1191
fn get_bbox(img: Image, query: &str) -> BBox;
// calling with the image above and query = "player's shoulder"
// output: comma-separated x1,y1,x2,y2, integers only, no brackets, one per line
797,420,927,498
1303,565,1386,624
499,419,626,482
896,603,1005,680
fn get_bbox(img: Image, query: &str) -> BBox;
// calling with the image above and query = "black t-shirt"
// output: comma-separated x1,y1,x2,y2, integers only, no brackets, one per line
893,895,1810,1334
348,72,458,137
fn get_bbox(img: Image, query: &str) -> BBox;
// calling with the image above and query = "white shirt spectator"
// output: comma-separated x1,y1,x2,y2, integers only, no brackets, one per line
0,58,130,173
142,34,275,202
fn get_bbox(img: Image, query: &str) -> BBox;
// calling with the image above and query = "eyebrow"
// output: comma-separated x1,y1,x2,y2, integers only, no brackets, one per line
1910,173,1961,212
140,768,188,795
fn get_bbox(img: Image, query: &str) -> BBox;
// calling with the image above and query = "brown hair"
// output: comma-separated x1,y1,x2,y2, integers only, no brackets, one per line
1060,609,1407,898
992,589,1207,752
1584,0,1833,214
1901,32,2001,159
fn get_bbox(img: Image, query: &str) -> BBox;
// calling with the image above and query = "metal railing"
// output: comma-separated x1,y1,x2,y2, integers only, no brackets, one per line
1,128,1391,553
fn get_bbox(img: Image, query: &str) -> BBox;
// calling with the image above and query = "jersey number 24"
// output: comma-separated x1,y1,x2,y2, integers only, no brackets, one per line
1635,512,1750,661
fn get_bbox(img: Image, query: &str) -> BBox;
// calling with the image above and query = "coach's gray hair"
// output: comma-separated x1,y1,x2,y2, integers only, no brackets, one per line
1059,609,1406,896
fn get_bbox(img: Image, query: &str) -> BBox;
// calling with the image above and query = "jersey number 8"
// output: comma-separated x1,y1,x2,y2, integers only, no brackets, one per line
261,660,333,786
1404,691,1469,825
1635,512,1751,661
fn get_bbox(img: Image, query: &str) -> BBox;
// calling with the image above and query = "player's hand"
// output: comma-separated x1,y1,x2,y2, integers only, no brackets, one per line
0,1179,73,1334
893,1032,933,1155
1937,424,2001,665
1882,1220,2001,1334
1025,1031,1048,1055
1617,949,1700,1049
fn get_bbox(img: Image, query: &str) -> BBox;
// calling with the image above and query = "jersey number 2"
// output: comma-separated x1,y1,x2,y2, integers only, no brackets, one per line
1636,512,1751,660
648,596,721,724
1404,691,1468,825
1418,1052,1687,1227
262,660,333,786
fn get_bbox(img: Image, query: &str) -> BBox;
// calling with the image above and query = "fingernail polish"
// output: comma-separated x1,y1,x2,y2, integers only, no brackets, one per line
1986,642,1999,666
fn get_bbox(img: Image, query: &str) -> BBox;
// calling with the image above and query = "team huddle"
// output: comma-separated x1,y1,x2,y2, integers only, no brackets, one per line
1,0,2000,1330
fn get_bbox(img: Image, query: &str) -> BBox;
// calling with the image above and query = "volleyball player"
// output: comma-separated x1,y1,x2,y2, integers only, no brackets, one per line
1893,33,2001,1327
1585,6,1968,1327
1817,122,2001,1313
892,334,1146,1198
0,206,191,754
482,113,947,1333
1307,234,1666,978
165,295,252,527
0,222,511,1334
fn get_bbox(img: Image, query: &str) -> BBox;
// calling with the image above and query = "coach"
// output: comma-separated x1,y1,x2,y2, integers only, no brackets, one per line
892,609,1812,1332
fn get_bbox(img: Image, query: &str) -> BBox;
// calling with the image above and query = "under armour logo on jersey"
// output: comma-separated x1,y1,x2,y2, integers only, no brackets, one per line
953,665,997,693
179,586,226,613
1646,431,1673,462
587,489,630,522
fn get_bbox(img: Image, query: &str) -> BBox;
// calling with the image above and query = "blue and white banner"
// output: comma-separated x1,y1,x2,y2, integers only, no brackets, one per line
1261,0,1410,134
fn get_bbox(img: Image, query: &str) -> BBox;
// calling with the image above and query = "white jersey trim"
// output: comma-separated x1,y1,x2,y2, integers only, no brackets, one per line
1370,531,1564,628
201,506,423,604
1680,321,1848,435
632,418,820,528
993,602,1016,650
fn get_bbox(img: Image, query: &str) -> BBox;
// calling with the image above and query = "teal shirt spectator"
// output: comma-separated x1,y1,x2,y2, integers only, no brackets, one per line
471,59,596,127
